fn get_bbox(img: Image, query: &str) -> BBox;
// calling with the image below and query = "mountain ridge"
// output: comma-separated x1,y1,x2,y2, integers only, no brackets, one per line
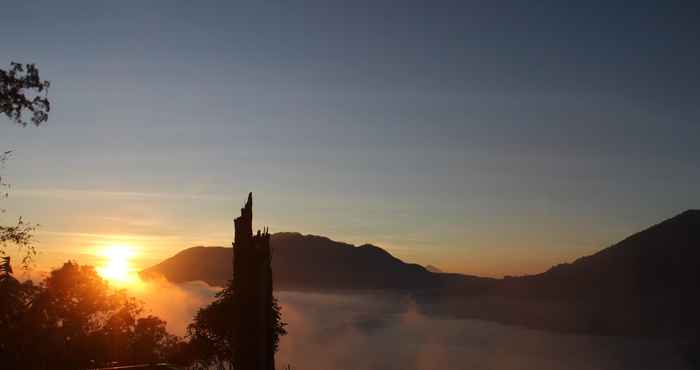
142,210,700,337
141,231,491,292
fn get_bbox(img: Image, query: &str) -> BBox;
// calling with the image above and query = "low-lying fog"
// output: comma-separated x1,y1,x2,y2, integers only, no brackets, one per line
136,279,690,370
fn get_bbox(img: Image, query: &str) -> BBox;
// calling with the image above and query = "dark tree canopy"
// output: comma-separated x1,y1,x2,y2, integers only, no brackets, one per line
0,261,183,370
186,282,287,370
0,62,50,127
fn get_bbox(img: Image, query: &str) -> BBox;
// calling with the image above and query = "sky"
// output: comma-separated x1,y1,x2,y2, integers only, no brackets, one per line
1,1,699,277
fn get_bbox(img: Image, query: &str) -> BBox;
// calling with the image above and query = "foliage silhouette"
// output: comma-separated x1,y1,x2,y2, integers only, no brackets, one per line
186,280,286,370
0,62,50,127
0,60,50,274
0,154,37,270
0,261,183,370
1,151,37,266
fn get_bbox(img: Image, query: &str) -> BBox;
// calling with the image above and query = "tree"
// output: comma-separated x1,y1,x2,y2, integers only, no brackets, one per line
230,193,282,370
186,281,287,370
131,315,180,364
0,62,50,127
186,283,237,370
0,265,39,367
0,261,184,370
28,262,137,369
0,151,36,272
0,61,49,274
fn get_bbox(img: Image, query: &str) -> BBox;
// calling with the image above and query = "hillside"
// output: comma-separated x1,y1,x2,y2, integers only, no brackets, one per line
427,210,700,337
507,209,700,336
142,210,700,337
141,232,495,293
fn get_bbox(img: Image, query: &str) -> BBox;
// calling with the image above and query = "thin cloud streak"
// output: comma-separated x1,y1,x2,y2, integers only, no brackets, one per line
13,188,234,201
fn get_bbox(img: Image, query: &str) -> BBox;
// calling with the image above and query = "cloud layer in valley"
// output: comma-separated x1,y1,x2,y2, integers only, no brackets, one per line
134,282,690,370
131,277,219,336
274,292,689,370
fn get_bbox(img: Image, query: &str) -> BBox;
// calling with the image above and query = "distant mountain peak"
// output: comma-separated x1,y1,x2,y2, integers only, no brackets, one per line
141,232,444,290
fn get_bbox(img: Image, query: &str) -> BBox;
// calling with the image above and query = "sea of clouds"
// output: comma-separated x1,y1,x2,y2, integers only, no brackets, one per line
132,279,691,370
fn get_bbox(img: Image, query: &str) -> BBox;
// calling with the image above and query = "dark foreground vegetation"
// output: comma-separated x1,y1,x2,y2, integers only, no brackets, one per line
0,261,183,369
0,260,284,370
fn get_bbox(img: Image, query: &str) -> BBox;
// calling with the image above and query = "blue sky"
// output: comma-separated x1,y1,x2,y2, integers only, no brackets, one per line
1,1,699,276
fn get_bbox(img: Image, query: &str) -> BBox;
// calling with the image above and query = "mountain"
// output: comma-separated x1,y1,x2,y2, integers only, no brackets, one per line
141,232,495,292
426,209,700,337
142,246,232,287
501,209,700,302
142,211,700,338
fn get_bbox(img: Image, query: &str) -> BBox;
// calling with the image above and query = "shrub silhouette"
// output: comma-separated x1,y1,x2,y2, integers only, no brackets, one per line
0,261,182,369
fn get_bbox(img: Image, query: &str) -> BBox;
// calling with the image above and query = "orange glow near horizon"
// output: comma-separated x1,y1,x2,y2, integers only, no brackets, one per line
96,245,140,286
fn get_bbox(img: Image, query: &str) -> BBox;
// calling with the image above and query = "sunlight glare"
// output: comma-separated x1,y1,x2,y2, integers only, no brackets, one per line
97,245,138,285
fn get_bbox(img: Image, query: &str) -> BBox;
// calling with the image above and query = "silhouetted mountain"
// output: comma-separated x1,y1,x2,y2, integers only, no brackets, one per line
502,209,700,301
425,210,700,338
141,232,494,292
143,246,232,286
142,211,700,338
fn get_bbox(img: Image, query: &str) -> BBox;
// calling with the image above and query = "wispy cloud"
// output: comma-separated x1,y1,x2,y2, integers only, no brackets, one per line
13,188,233,201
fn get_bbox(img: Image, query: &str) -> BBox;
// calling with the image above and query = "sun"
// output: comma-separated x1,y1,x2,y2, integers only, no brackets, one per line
97,245,138,285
